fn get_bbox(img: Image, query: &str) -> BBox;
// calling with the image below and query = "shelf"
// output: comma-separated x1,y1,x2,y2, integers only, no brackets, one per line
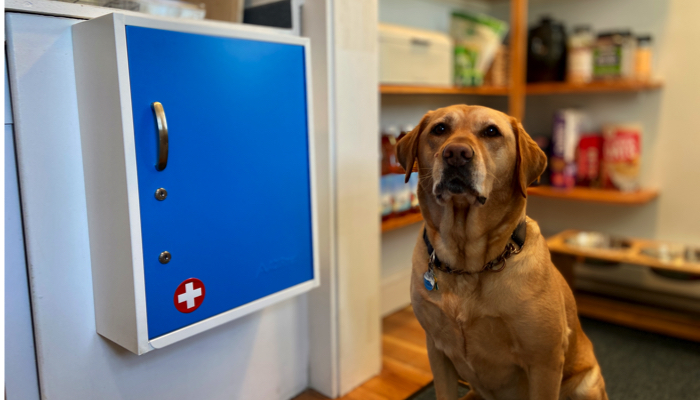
527,80,663,95
379,81,662,97
527,186,658,205
547,230,700,275
380,187,658,232
382,212,423,233
379,84,509,96
575,292,700,342
550,232,700,342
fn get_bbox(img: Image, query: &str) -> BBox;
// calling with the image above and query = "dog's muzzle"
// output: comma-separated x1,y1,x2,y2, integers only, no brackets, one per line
434,166,487,205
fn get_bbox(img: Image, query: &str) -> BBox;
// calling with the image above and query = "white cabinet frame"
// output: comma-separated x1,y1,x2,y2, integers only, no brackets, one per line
72,12,319,354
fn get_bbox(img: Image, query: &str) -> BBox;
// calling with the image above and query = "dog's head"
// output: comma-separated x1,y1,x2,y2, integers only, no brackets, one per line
396,105,547,207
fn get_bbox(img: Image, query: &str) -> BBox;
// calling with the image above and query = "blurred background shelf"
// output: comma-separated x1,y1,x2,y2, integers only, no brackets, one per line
382,212,423,232
526,80,663,95
547,229,700,275
574,292,700,342
380,81,662,96
527,186,659,205
375,0,695,359
381,187,659,232
380,84,509,95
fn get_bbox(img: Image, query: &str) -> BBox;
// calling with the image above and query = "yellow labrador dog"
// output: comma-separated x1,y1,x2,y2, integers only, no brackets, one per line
397,105,607,400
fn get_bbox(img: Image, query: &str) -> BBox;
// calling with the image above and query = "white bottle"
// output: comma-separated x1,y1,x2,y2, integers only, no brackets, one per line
567,25,594,84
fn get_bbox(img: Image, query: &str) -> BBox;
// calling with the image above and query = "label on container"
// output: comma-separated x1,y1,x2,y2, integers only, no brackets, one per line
568,48,593,83
576,135,603,186
393,174,413,213
594,45,622,77
380,175,395,217
602,125,641,191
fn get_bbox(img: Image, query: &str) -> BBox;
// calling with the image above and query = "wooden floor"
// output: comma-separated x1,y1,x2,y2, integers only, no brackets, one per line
293,297,700,399
293,307,433,400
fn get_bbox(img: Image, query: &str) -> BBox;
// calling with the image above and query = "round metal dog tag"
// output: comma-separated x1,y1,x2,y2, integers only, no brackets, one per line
423,269,437,291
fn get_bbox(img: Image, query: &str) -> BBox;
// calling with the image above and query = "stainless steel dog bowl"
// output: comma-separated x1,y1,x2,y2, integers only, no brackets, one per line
565,231,631,250
640,243,686,263
641,243,700,280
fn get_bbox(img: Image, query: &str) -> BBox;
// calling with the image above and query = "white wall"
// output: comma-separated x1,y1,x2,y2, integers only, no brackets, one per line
380,225,420,316
332,0,383,394
6,12,311,400
5,66,41,400
302,0,339,397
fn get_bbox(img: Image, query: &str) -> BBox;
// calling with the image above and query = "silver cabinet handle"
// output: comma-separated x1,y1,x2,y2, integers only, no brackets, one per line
152,102,169,171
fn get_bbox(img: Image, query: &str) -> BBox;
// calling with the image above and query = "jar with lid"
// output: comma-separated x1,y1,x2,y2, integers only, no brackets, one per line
594,30,636,80
567,25,594,83
635,35,653,81
381,126,400,175
527,16,568,82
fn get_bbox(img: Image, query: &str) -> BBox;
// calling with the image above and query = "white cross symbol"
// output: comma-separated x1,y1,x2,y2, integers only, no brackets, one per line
178,282,202,309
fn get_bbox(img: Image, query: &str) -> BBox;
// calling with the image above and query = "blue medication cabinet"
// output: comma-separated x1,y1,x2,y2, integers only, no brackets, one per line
72,13,319,354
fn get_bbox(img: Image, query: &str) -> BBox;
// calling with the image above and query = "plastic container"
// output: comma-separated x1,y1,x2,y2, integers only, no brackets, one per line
393,174,412,214
527,16,568,83
380,175,395,219
381,126,401,175
451,12,509,87
594,30,636,80
567,25,594,84
576,134,603,187
379,24,454,86
635,35,653,81
551,109,586,189
601,124,641,192
484,42,509,87
408,172,419,209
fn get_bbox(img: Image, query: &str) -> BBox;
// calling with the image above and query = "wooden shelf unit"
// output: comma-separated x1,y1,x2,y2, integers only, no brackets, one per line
527,80,663,95
382,212,423,233
374,0,684,345
548,230,700,342
380,84,508,96
379,81,663,97
381,187,659,233
547,230,700,275
575,292,700,343
527,186,659,205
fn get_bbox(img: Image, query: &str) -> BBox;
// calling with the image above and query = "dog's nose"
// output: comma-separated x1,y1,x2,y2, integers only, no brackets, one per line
442,143,474,167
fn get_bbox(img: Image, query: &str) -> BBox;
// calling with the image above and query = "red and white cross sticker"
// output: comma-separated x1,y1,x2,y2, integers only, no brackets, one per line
174,278,206,313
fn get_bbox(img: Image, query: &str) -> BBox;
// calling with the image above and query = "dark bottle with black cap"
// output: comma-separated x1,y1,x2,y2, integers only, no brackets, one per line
527,16,568,83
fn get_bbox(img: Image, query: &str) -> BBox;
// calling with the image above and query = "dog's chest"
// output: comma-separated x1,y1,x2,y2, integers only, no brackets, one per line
413,285,527,395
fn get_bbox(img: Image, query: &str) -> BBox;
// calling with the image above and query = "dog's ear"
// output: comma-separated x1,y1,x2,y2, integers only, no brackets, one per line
510,118,548,198
396,113,430,183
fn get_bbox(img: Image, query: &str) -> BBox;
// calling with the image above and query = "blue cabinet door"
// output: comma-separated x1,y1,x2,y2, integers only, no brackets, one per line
125,26,313,339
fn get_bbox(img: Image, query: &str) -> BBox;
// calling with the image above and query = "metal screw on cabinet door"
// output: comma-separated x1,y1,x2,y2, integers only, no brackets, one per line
159,251,171,264
155,188,168,201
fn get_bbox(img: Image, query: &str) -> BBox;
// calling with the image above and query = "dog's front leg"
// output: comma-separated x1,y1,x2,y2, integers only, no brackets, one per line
526,361,564,400
426,335,459,400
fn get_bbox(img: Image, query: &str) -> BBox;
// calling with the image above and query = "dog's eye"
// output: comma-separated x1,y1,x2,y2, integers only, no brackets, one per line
482,125,501,138
431,123,448,135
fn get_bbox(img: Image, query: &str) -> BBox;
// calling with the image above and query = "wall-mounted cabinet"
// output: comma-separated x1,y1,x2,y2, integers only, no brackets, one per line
73,13,319,354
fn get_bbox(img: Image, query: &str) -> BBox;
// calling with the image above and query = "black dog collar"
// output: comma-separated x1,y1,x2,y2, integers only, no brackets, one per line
423,219,527,278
